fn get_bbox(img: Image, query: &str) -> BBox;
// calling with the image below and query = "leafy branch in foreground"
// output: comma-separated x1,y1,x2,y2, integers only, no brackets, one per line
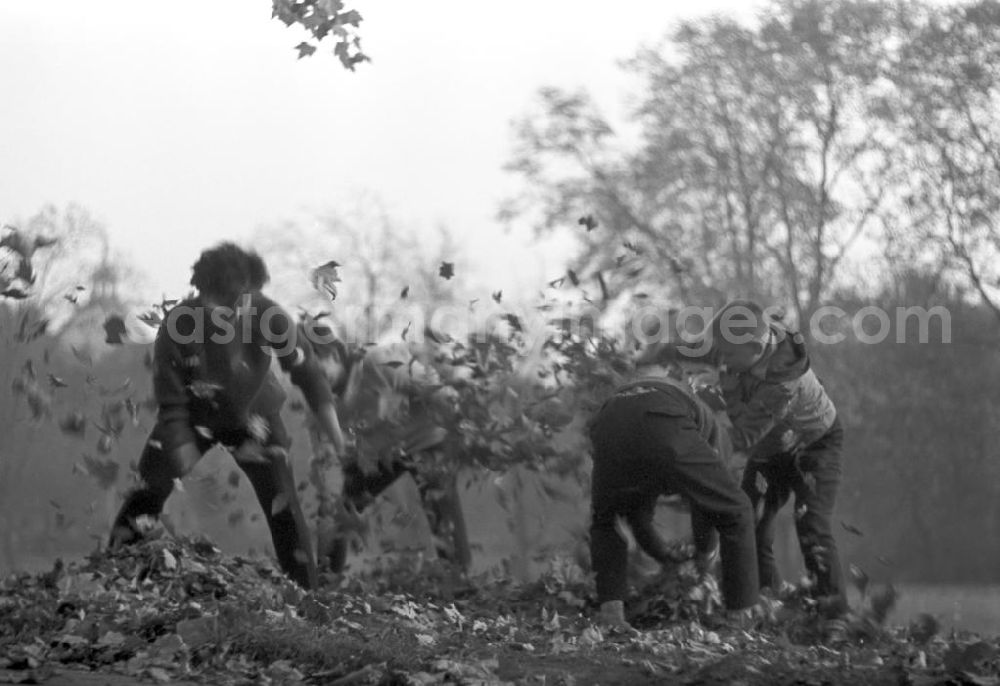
271,0,368,70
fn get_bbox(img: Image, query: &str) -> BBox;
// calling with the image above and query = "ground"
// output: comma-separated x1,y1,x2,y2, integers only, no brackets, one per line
1,534,996,686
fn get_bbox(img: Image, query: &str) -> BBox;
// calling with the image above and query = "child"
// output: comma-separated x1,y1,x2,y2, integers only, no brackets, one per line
587,351,758,628
676,300,845,613
108,243,346,589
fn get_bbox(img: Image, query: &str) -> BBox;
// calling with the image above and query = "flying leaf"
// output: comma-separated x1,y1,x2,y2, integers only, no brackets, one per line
76,454,119,490
96,434,114,454
547,277,565,289
596,272,608,301
103,315,127,345
98,377,133,397
849,563,869,597
48,374,68,389
71,346,93,367
338,9,363,26
295,41,317,58
439,262,455,280
840,521,864,536
248,414,270,442
310,260,342,301
578,214,598,231
492,290,503,304
271,493,290,516
502,314,523,333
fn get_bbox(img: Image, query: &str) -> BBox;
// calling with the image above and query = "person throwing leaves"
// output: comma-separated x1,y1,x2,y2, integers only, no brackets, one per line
108,243,346,589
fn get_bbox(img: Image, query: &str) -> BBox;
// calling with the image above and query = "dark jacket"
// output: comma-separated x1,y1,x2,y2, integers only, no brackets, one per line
588,375,758,608
153,292,334,450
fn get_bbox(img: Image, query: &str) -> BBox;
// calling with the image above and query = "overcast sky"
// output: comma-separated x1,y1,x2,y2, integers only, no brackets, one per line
0,0,760,302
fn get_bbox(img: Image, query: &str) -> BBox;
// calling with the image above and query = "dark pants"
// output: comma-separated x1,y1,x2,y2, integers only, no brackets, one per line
109,413,318,589
323,455,415,573
589,393,758,610
742,418,845,605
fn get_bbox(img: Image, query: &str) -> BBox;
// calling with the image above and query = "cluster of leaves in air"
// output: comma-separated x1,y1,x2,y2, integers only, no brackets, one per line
1,226,149,493
272,0,368,70
6,224,1000,684
0,533,995,686
294,241,642,567
0,224,57,300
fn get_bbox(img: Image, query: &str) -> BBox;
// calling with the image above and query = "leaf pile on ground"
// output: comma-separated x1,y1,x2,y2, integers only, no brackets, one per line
1,533,999,685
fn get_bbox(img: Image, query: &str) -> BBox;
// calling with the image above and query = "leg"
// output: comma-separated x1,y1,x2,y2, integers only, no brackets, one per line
743,460,792,593
646,414,759,610
794,423,846,609
109,425,206,547
237,416,318,589
322,455,410,573
590,491,631,604
689,505,719,573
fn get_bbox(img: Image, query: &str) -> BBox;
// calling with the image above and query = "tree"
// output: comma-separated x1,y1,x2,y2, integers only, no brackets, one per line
884,0,1000,328
505,0,901,328
250,197,462,344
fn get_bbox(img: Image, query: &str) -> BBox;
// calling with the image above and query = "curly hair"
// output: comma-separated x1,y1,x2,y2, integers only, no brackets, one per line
190,242,270,300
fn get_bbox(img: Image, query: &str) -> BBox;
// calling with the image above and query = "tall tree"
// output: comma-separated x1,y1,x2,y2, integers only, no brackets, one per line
886,0,1000,327
505,0,901,327
251,197,461,343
